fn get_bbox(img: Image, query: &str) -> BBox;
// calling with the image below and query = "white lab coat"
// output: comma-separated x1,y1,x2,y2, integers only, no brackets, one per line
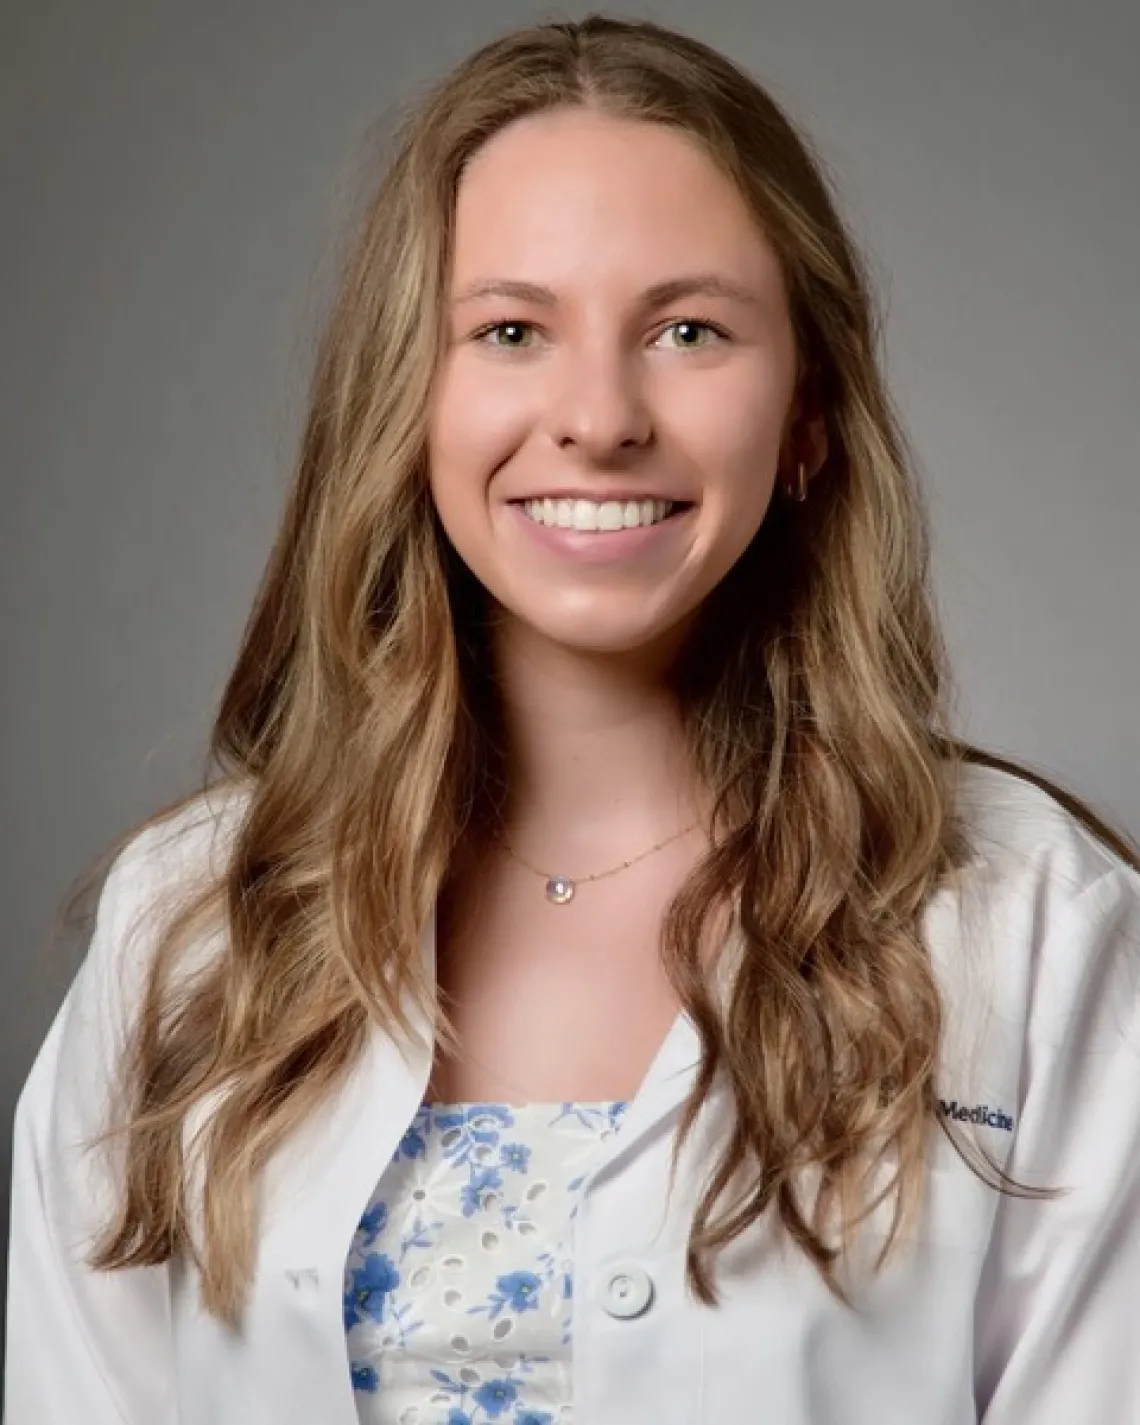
6,763,1140,1423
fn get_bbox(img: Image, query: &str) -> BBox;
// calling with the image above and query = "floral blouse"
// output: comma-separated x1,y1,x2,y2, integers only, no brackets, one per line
344,1099,631,1425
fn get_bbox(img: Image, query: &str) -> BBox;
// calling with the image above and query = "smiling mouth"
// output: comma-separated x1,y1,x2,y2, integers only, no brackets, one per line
512,497,694,532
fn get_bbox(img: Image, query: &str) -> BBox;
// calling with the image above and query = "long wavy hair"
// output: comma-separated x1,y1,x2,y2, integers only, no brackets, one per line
67,14,1138,1325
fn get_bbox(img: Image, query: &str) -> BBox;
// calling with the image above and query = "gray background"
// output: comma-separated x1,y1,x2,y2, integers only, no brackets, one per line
2,0,1137,1339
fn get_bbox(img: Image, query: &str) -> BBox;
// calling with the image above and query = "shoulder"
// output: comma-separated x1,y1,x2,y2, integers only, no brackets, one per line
85,779,253,1022
952,758,1133,891
11,782,255,1221
23,780,253,1119
98,779,252,934
933,759,1140,1050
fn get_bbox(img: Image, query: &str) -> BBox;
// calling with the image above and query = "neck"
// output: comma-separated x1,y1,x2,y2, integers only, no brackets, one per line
479,614,710,869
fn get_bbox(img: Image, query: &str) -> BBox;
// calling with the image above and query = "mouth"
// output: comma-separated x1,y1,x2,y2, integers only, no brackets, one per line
509,496,694,533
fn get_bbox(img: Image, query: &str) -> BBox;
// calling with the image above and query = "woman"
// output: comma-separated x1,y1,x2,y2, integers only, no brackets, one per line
6,14,1140,1424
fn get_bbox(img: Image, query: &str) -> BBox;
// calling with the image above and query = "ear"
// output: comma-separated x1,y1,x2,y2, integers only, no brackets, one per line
782,365,829,482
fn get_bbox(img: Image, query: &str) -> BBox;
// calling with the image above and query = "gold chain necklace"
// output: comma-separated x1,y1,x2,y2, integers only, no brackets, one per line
491,820,701,905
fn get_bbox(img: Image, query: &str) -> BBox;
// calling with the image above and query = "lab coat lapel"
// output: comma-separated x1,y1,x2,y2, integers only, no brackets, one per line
594,1003,703,1178
257,908,438,1273
583,922,742,1186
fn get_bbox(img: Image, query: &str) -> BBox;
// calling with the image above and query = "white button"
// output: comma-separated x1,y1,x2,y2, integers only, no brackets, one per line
598,1263,654,1319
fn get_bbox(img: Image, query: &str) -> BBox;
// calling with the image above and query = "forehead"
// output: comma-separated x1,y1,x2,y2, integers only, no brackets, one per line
450,107,783,294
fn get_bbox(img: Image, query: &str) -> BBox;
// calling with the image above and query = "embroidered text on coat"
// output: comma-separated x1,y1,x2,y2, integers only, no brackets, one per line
937,1099,1015,1131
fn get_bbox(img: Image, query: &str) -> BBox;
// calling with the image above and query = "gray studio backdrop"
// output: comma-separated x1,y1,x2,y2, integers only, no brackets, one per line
2,0,1137,1337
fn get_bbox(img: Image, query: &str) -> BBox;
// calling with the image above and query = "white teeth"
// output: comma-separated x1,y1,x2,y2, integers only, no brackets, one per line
520,497,677,531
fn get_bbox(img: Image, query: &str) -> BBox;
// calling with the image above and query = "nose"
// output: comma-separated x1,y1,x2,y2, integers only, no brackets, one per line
545,340,654,462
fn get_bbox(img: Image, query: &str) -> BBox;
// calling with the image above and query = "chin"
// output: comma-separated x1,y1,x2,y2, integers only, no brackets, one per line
512,608,696,662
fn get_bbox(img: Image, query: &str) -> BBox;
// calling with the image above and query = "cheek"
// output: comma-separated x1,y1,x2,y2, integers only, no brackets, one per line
664,370,788,517
428,360,530,509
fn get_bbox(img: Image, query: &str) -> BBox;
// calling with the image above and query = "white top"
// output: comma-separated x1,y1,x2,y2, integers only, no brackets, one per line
345,1100,629,1423
6,761,1140,1423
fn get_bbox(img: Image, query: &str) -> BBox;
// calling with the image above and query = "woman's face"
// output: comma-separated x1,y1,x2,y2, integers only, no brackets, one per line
428,106,803,660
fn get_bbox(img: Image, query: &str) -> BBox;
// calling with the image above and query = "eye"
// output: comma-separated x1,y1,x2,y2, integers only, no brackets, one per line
656,318,728,350
472,320,537,350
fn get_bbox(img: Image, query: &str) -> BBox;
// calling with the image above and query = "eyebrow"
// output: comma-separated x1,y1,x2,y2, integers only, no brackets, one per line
450,273,765,310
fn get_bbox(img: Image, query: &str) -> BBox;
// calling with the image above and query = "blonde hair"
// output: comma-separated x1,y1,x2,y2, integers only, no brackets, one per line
71,14,1138,1325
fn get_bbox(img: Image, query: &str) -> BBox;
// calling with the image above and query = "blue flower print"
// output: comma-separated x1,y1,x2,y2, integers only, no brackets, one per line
460,1166,503,1217
382,1299,426,1350
357,1200,388,1245
350,1361,379,1393
473,1377,518,1417
607,1101,631,1132
496,1270,543,1316
346,1252,400,1326
435,1105,513,1135
446,1411,473,1425
399,1212,443,1258
499,1141,531,1173
550,1103,607,1130
396,1126,426,1161
515,1413,554,1425
434,1104,515,1167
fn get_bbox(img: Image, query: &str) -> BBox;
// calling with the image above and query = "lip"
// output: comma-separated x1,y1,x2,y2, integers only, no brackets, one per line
505,498,694,565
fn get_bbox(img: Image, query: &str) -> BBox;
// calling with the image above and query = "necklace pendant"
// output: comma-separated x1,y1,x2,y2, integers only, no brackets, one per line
545,875,575,905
